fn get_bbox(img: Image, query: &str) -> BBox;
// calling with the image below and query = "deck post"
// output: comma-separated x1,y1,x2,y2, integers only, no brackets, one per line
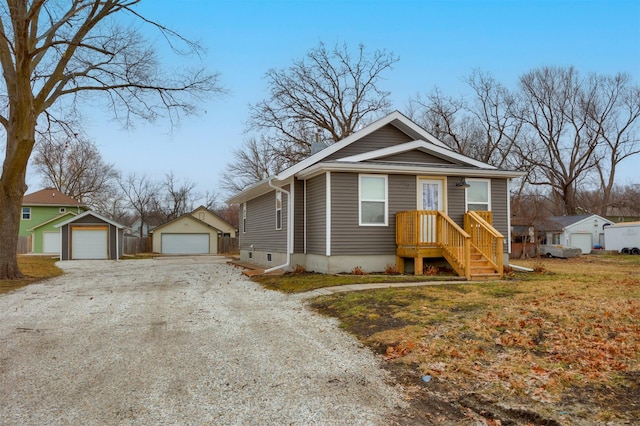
396,256,404,274
416,255,423,275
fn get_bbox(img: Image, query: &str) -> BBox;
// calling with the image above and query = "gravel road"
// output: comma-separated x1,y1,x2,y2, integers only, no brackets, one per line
0,257,406,425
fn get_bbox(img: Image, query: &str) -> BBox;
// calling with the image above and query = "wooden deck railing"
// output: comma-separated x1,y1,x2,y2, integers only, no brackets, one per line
464,211,504,275
397,210,503,279
396,210,471,278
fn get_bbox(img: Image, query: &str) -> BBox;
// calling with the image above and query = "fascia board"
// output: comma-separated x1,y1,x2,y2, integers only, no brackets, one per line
54,210,126,229
295,162,525,180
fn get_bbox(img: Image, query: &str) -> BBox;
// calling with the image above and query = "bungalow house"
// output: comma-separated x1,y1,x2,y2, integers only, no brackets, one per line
20,188,86,253
228,111,524,279
541,214,614,254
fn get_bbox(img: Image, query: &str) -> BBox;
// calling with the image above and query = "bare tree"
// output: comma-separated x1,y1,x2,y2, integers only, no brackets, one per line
159,172,197,221
246,41,398,168
409,70,522,169
31,134,119,209
517,66,603,215
588,74,640,215
119,173,160,239
516,67,640,216
0,1,222,278
221,136,286,194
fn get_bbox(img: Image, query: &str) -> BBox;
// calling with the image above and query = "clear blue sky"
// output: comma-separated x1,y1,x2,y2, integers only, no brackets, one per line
27,0,640,199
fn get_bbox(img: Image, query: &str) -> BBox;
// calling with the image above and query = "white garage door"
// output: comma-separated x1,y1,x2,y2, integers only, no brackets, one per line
72,228,108,259
161,233,210,254
570,233,592,255
43,231,60,254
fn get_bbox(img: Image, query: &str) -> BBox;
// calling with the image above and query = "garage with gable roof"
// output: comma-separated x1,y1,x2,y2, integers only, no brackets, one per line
55,211,125,260
151,214,221,255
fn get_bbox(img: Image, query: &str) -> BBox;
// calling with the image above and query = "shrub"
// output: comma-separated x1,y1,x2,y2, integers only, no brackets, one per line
293,264,306,274
351,266,366,275
384,264,400,275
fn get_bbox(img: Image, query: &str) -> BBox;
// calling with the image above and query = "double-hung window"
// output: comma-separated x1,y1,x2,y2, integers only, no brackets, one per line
275,191,282,230
359,174,388,226
466,179,491,211
22,207,31,220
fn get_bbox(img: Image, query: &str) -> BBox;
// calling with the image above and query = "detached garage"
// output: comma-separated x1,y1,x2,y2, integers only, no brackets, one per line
543,214,614,254
55,211,125,260
151,214,220,255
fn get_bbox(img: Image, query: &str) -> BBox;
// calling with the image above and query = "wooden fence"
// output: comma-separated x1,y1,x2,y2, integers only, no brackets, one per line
123,236,151,254
218,236,238,254
17,236,31,254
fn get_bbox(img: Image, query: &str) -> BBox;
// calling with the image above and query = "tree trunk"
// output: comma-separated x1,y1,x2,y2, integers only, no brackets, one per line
0,98,36,279
0,184,25,279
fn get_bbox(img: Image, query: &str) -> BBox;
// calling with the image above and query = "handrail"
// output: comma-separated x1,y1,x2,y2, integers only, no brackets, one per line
396,211,471,279
465,211,503,275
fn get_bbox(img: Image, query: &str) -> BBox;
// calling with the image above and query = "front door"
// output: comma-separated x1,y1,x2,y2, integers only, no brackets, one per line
418,178,444,211
417,178,444,243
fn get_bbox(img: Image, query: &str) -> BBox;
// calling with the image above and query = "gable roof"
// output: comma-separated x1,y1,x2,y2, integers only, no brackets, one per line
545,214,613,231
22,188,84,207
191,205,238,231
228,110,524,204
54,210,126,229
26,211,77,231
150,212,221,233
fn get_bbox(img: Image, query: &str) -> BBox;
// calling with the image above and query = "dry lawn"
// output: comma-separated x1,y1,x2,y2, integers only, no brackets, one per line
310,255,640,424
0,255,63,295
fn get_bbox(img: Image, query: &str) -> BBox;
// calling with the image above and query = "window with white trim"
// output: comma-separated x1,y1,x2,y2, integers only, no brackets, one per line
59,207,66,213
466,179,491,211
242,203,247,233
275,191,282,230
22,207,31,220
359,174,388,226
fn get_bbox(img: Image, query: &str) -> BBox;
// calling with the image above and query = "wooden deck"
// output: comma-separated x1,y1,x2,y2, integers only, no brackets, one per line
396,210,503,280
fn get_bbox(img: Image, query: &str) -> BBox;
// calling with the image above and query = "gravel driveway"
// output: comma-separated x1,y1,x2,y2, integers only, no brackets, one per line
0,257,405,425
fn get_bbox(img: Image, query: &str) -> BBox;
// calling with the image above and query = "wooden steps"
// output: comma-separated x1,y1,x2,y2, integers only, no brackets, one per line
469,247,500,280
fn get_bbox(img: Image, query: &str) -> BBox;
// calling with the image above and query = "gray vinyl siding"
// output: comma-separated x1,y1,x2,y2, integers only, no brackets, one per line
240,186,288,253
491,179,508,245
324,124,413,160
331,173,415,255
447,178,466,228
294,179,304,253
305,174,326,255
60,216,123,260
377,151,454,164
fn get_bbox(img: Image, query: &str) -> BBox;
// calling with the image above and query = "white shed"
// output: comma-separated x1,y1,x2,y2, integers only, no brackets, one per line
544,214,614,254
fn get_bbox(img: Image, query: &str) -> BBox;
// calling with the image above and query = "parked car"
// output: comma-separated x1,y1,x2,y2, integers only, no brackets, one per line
539,244,582,258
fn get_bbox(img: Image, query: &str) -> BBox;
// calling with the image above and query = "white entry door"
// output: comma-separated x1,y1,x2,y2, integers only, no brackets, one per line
417,179,444,243
418,178,444,211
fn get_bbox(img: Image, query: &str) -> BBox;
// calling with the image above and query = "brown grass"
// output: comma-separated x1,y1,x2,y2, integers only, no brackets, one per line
0,255,63,294
310,255,640,423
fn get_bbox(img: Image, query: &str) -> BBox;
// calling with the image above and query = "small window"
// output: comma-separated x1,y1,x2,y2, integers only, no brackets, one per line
267,253,272,262
22,207,31,220
466,179,491,211
242,203,247,233
275,191,282,230
359,175,388,226
59,207,66,213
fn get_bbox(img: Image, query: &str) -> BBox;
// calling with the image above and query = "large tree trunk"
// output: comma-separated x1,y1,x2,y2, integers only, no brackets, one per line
0,122,34,279
0,87,36,279
0,182,25,280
